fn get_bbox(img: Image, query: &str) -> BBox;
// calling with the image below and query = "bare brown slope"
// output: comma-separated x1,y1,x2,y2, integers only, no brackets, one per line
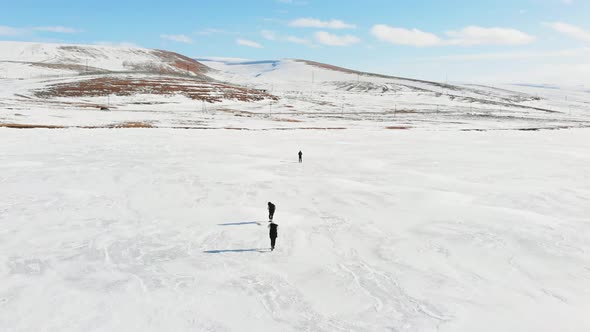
34,76,278,103
149,50,210,76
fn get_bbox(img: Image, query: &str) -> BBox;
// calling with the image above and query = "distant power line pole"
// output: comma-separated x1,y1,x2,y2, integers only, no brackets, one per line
311,71,315,97
269,100,273,116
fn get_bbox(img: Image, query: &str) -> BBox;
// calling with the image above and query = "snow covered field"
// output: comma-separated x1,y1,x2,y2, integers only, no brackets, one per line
1,128,589,331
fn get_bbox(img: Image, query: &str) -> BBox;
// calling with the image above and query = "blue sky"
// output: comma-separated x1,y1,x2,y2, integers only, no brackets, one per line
1,0,589,85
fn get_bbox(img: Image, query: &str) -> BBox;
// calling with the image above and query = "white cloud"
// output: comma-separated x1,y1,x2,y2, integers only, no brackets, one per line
261,30,277,41
160,34,193,44
258,29,315,47
276,0,308,5
562,0,573,4
371,24,442,47
423,48,590,61
195,28,236,36
237,39,263,48
0,25,24,36
371,24,535,47
258,30,315,47
289,18,356,29
0,25,82,36
286,36,314,46
314,31,360,46
33,26,82,34
490,63,590,86
547,22,590,43
446,26,535,46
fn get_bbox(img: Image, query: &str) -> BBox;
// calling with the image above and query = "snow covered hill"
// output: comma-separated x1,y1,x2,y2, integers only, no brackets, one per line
0,41,208,78
0,41,588,130
0,42,275,123
199,57,590,130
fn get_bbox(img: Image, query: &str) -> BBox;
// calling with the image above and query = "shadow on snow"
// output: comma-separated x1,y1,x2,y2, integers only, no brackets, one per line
218,221,263,226
203,248,270,254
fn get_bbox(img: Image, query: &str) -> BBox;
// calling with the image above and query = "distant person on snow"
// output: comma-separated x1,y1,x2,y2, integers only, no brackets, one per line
269,221,278,251
268,202,276,221
298,150,303,163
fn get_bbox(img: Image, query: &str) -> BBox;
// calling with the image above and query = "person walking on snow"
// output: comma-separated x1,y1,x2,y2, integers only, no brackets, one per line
269,221,278,251
268,202,276,221
298,150,303,163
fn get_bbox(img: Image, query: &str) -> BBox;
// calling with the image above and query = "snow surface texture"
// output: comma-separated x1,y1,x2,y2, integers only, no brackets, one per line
1,42,590,331
1,128,590,331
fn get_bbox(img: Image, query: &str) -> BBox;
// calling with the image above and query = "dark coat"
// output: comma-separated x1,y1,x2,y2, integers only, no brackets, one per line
268,203,276,214
269,223,278,238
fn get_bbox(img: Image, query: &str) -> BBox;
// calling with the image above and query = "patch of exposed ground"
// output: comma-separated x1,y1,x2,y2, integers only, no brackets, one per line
0,123,65,129
152,50,209,75
107,122,154,128
461,125,590,132
220,127,347,131
217,109,256,116
273,118,304,123
34,76,279,103
385,126,411,130
0,123,347,131
31,62,108,73
0,122,153,129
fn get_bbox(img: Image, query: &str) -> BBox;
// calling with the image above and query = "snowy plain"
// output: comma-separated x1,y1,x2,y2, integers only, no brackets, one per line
1,128,589,332
1,41,590,331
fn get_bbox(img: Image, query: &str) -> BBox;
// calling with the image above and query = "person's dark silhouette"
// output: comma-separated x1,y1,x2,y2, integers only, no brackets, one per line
298,150,303,163
269,221,278,251
268,202,276,221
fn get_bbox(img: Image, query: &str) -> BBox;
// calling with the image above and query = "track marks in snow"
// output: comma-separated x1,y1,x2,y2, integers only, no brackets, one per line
338,260,450,331
237,273,354,332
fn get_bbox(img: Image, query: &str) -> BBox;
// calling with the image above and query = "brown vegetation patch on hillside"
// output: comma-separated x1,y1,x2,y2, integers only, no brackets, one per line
153,50,209,74
32,62,109,73
106,122,154,128
1,122,152,129
0,123,65,129
217,108,256,115
1,122,349,131
35,76,279,103
121,50,210,77
297,59,360,75
385,126,411,130
273,118,303,123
